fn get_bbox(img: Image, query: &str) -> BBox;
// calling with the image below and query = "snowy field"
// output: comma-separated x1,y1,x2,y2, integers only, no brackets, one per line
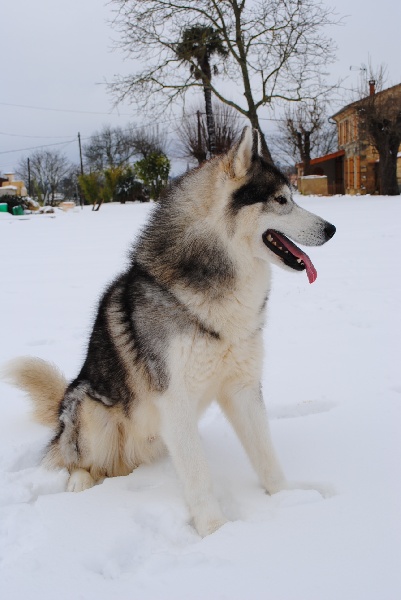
0,196,400,600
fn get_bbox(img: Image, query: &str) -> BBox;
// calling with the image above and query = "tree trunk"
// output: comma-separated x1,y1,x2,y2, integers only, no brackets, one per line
203,85,217,157
301,131,312,176
246,108,273,163
231,2,274,163
378,146,400,195
365,104,401,196
196,110,207,165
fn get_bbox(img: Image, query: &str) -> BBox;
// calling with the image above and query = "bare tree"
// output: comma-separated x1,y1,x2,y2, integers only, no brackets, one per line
176,101,243,164
129,125,167,159
273,99,337,172
83,125,133,171
16,150,72,205
355,65,401,195
110,0,339,161
83,124,167,171
59,166,81,201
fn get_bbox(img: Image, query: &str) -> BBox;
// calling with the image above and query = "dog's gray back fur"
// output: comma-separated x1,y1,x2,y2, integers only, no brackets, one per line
71,188,229,401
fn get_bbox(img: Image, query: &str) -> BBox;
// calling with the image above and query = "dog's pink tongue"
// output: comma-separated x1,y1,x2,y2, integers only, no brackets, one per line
299,252,317,284
273,232,317,284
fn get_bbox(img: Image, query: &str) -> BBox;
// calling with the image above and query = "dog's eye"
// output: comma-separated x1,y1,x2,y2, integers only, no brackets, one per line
275,196,287,205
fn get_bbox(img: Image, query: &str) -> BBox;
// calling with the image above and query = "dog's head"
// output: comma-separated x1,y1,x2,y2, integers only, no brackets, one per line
221,127,336,283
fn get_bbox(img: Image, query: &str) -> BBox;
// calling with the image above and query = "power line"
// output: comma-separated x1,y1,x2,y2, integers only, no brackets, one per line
0,101,132,117
0,112,309,158
0,139,76,156
0,131,75,139
0,118,182,156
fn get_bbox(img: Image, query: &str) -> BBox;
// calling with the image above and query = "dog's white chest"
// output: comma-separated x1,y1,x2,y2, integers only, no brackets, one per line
182,336,229,394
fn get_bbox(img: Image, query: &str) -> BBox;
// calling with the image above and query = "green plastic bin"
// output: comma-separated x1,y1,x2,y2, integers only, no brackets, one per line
12,206,24,216
0,203,8,212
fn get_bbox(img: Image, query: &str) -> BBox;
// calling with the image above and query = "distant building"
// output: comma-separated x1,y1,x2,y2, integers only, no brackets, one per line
297,82,401,195
297,150,345,195
0,173,27,197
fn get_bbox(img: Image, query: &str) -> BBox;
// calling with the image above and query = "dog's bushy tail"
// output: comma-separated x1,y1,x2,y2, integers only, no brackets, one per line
2,357,67,429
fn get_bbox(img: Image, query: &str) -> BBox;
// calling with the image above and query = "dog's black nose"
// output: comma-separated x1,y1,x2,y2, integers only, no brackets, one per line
324,223,336,240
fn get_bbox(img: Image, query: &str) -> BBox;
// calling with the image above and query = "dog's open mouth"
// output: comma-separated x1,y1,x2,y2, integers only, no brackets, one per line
262,230,317,284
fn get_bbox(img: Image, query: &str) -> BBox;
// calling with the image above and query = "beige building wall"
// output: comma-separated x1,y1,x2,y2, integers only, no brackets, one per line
0,173,27,196
333,83,401,194
298,175,328,196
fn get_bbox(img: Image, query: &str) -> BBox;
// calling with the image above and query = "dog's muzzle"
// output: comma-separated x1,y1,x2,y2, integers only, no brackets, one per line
262,224,336,284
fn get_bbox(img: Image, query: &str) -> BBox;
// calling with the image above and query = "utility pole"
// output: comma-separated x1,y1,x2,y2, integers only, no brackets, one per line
78,132,84,177
27,157,31,196
77,132,84,208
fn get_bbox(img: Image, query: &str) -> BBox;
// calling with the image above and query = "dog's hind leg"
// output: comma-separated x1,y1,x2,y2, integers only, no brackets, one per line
46,387,127,492
218,384,287,495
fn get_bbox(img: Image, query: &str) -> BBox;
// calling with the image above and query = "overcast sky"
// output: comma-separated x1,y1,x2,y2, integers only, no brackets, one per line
1,0,400,175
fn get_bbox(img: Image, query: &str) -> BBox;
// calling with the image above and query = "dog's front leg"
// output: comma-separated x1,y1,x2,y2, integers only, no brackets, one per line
157,394,227,537
218,385,287,495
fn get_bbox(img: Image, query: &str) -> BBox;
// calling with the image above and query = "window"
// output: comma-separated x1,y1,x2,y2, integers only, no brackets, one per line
355,156,361,189
348,157,354,188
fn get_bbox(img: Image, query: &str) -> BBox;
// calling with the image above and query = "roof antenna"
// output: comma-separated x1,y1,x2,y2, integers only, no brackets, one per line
349,65,367,75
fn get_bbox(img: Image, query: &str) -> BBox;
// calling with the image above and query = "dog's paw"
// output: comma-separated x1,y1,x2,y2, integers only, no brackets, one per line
264,477,288,496
193,514,228,537
67,469,95,493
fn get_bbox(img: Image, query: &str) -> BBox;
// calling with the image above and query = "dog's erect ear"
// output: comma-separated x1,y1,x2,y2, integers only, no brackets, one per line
228,126,262,178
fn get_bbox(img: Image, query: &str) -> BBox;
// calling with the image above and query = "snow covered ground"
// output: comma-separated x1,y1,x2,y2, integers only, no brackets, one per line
0,196,400,600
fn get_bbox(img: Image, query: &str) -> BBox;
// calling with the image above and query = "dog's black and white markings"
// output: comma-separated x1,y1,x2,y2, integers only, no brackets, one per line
5,126,336,537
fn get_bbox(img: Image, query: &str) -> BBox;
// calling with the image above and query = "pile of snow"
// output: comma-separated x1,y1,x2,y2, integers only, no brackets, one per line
0,198,400,599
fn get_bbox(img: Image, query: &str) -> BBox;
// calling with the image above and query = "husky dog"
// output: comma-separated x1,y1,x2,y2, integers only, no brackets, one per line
4,128,335,536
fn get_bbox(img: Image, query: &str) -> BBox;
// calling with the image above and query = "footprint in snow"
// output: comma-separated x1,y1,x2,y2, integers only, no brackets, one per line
270,399,337,420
